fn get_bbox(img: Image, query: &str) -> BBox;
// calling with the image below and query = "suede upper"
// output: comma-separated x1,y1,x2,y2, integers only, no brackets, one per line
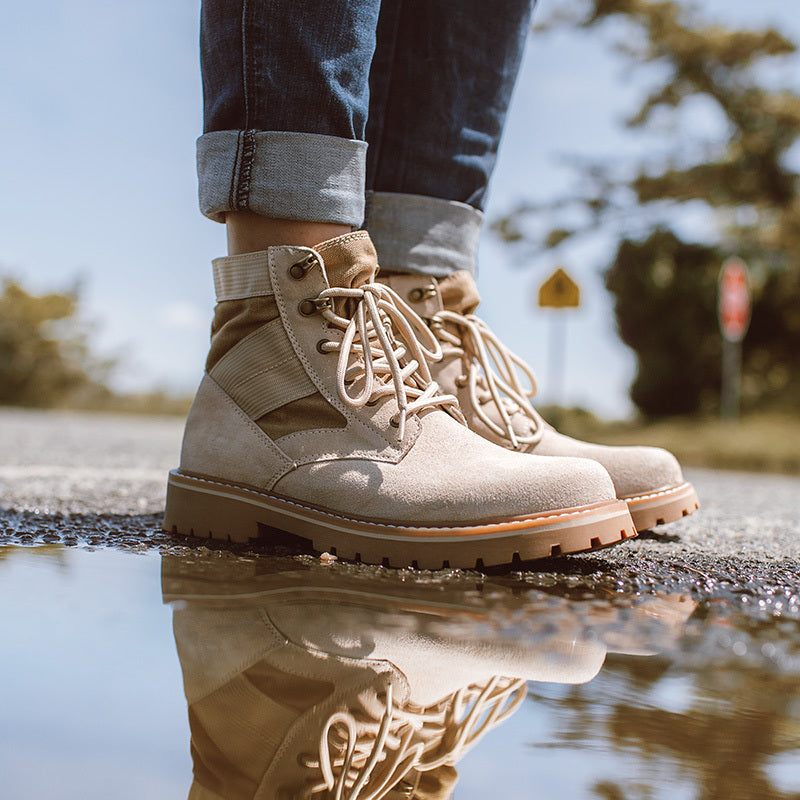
383,269,688,500
180,234,618,524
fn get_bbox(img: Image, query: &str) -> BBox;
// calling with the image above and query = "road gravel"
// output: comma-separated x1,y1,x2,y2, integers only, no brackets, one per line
1,407,798,602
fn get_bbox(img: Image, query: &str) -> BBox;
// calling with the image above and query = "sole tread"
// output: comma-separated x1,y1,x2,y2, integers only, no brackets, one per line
164,470,637,569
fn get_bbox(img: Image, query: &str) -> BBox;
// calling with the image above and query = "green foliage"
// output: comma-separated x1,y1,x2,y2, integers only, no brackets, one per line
0,278,108,407
501,0,800,416
744,262,800,410
605,230,721,416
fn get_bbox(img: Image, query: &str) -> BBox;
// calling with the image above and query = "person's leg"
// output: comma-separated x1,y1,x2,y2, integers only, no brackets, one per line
197,0,374,375
365,0,533,277
365,1,699,527
199,0,381,251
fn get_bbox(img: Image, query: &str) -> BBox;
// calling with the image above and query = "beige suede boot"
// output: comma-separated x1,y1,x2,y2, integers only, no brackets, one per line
163,232,635,567
381,271,699,531
162,552,608,799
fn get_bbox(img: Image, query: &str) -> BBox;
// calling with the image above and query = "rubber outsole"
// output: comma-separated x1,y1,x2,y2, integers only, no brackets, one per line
163,470,637,570
623,481,700,531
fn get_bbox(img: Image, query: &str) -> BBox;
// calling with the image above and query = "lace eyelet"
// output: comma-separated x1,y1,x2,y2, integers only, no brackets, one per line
455,375,468,387
393,781,414,798
298,299,317,316
389,416,400,428
316,339,330,354
408,285,437,303
298,296,332,316
366,398,378,407
289,254,317,279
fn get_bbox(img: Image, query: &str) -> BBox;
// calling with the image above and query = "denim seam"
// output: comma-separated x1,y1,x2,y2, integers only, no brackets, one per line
228,132,242,212
236,130,257,210
241,0,250,128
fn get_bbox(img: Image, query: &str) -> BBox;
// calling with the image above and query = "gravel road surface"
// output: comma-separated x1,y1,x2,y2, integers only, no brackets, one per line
1,407,798,601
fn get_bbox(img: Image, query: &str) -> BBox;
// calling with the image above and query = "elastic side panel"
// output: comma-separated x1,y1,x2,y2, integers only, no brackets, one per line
209,318,316,419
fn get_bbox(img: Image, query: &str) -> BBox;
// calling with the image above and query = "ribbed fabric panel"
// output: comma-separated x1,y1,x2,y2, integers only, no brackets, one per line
212,251,274,301
210,318,316,418
190,675,300,797
187,660,337,800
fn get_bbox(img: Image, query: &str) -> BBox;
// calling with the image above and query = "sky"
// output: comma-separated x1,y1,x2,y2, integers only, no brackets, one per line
2,0,799,419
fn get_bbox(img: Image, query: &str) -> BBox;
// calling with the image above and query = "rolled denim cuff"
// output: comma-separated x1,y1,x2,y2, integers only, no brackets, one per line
364,192,483,277
197,131,367,225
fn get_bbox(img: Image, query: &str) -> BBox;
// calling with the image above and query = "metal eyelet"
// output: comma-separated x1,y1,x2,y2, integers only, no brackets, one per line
298,296,332,316
394,781,415,798
316,339,330,354
298,299,317,316
408,285,437,303
389,415,400,428
289,254,318,280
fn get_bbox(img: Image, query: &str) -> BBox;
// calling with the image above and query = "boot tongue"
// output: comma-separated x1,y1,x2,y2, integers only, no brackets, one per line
315,230,378,289
438,270,481,315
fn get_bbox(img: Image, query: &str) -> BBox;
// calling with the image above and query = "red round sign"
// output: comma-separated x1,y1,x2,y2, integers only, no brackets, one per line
718,257,751,342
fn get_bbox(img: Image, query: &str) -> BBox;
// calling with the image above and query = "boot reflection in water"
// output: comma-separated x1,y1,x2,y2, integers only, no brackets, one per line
162,553,616,799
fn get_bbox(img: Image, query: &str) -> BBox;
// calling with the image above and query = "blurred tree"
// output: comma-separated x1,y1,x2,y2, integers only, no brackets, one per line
0,278,110,407
499,0,800,417
605,230,721,416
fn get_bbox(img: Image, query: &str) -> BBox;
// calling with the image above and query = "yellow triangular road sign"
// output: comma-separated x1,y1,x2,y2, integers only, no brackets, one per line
538,267,580,308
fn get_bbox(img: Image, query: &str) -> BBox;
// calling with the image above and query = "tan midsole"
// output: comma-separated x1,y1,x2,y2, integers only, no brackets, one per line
166,470,630,542
623,481,700,529
623,482,696,510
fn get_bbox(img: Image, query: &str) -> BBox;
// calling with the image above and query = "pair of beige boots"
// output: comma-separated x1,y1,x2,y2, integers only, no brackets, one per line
163,232,698,568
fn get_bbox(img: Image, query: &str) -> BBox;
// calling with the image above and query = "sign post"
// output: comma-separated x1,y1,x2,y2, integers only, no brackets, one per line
717,257,751,419
538,268,581,419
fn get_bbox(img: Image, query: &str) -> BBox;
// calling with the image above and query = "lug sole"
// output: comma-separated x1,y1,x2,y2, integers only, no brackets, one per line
163,470,637,569
623,482,700,531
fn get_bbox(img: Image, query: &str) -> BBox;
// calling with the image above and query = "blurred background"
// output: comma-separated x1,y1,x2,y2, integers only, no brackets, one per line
2,0,798,471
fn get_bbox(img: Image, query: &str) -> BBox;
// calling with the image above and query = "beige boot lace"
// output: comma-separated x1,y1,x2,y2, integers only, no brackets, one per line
416,676,527,770
431,311,544,450
315,283,464,438
300,681,425,799
299,676,527,799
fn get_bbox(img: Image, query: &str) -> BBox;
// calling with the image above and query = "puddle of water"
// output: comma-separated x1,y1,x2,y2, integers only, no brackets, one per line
2,542,800,799
0,546,190,799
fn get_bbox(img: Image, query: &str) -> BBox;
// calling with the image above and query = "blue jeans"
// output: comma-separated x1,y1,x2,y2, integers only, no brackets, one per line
198,0,534,276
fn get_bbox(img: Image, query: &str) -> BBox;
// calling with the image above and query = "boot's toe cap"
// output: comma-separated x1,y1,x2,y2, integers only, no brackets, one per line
532,429,684,499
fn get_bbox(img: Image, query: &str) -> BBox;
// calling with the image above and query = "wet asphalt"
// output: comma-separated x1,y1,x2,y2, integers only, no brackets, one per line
1,407,799,604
